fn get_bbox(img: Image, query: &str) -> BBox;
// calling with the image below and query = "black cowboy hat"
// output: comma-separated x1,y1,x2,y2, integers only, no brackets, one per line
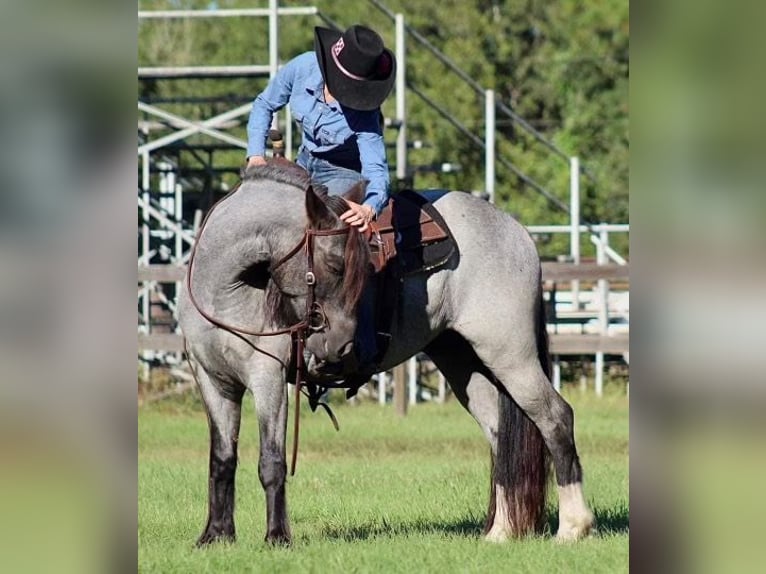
314,25,396,111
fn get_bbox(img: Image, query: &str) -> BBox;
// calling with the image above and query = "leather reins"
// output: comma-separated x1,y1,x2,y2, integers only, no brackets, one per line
185,181,351,475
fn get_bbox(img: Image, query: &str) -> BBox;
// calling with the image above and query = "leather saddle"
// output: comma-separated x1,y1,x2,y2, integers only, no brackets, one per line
366,189,457,276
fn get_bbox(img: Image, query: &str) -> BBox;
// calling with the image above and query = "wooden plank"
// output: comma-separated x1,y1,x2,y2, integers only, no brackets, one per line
138,265,186,282
138,332,627,360
549,334,629,354
138,333,185,352
542,262,629,282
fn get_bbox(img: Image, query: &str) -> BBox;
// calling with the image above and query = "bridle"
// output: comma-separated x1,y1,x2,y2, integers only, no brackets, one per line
185,181,352,475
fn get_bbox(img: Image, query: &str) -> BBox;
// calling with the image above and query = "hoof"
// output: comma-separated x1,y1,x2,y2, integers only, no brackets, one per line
555,512,596,542
196,530,235,547
484,526,510,543
265,532,292,547
556,483,596,542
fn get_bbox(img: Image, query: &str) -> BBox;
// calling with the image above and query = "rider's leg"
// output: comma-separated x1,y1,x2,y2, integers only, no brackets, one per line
354,282,378,372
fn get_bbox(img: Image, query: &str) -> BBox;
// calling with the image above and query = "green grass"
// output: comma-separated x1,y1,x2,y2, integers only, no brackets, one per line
139,386,628,573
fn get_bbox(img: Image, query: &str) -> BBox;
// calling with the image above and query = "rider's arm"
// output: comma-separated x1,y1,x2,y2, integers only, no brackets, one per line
246,55,304,159
356,128,390,217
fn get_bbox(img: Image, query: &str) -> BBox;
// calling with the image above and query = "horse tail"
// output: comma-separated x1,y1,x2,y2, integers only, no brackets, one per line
484,285,551,537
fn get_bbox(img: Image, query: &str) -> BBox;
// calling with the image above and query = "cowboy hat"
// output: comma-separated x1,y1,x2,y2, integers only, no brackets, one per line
314,25,396,111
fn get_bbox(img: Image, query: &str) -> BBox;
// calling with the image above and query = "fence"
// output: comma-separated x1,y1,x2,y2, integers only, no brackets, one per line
138,258,628,400
137,3,629,399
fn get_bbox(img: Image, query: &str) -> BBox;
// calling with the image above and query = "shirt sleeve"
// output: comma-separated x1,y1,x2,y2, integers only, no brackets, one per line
246,59,298,158
356,127,391,216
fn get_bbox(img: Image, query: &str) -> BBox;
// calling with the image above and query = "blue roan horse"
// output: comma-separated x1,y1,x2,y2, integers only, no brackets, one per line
178,163,595,546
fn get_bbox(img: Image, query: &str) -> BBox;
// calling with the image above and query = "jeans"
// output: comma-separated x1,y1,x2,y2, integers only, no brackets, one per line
296,147,366,197
296,147,378,370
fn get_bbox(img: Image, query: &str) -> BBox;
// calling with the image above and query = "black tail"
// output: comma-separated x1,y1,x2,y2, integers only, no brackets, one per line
484,287,552,536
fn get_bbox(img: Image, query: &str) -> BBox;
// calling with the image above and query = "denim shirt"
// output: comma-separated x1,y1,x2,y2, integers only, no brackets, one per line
247,52,390,215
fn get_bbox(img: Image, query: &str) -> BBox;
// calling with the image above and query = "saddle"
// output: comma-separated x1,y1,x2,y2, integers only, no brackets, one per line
366,189,456,275
363,190,458,370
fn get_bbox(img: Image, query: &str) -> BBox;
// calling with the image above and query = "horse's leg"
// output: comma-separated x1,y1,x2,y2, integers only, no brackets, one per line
194,365,245,546
494,360,593,541
425,330,541,542
249,366,291,545
471,336,595,541
508,362,594,540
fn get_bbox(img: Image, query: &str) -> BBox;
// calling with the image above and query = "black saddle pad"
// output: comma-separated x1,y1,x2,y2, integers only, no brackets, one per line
391,189,458,275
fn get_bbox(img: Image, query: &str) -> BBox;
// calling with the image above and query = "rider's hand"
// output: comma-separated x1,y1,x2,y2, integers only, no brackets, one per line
246,155,267,168
340,200,375,232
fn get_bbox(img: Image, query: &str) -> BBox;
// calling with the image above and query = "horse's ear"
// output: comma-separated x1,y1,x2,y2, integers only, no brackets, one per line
342,180,367,205
305,185,337,230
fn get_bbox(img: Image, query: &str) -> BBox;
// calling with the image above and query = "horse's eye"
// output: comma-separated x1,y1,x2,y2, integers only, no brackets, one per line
326,261,344,275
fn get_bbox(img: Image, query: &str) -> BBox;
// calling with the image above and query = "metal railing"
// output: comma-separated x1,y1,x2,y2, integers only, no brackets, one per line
137,3,628,393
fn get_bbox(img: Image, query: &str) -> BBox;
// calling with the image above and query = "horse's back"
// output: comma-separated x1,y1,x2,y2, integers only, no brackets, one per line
430,191,540,280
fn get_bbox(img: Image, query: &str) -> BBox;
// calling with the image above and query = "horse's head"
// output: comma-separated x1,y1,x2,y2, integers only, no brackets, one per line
267,181,372,368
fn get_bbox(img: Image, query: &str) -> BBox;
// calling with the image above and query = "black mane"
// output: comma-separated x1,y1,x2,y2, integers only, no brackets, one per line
324,194,352,217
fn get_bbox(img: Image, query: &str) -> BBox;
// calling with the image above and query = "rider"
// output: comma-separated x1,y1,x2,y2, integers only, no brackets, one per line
245,24,397,377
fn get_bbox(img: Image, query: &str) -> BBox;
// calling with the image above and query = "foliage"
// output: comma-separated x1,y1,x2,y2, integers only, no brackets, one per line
138,0,628,257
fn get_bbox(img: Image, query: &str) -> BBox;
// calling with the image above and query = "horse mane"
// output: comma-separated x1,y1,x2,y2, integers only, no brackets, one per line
251,164,370,322
340,221,371,313
320,190,372,313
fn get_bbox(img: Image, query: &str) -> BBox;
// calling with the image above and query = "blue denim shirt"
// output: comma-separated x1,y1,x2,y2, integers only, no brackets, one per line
247,52,390,215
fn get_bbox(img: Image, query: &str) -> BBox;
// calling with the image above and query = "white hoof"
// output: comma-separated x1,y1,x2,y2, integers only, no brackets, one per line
484,526,511,543
555,511,595,542
556,483,595,542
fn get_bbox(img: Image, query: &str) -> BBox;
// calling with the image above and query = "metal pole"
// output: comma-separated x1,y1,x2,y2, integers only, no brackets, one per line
137,196,197,246
553,355,561,393
141,149,150,264
137,102,250,155
141,149,152,366
395,13,407,183
138,7,318,19
570,156,580,309
174,178,183,359
394,363,407,416
174,178,183,256
269,0,279,131
595,227,610,397
407,356,418,405
485,89,495,203
378,373,386,405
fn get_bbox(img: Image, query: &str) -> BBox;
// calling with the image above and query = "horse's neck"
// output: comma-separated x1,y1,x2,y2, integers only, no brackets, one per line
191,185,304,320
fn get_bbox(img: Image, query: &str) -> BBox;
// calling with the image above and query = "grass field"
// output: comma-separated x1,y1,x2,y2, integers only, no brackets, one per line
139,385,628,573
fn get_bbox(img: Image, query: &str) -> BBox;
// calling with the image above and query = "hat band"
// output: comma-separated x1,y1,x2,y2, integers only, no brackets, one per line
330,45,370,82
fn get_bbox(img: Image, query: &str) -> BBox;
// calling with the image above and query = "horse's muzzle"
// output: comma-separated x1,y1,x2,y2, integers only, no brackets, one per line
306,341,355,381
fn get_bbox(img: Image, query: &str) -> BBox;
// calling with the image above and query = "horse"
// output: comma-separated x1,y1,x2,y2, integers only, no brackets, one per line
177,161,595,546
